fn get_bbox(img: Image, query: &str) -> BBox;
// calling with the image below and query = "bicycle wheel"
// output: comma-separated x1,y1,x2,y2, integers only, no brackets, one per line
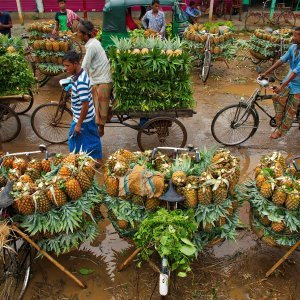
273,62,290,82
31,103,73,144
137,117,187,152
201,51,211,83
277,11,296,29
0,104,21,143
211,103,259,146
0,240,31,300
245,12,264,32
11,90,34,115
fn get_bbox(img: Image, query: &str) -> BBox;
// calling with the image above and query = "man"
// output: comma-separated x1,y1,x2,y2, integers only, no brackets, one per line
186,1,202,24
260,27,300,139
62,50,102,165
77,20,112,137
0,11,12,37
52,0,80,34
142,0,166,37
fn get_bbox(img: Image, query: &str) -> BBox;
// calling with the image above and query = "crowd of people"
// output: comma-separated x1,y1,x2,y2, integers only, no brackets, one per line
0,0,298,156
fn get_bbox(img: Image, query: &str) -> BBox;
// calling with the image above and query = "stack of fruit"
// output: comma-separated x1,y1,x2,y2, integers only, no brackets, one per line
249,28,292,60
183,22,235,60
237,152,300,247
108,36,194,112
103,147,243,245
0,152,102,255
27,21,74,75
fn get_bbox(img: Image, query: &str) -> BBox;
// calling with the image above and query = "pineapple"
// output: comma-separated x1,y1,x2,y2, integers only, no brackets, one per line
27,159,42,172
259,214,271,226
187,175,199,186
58,165,72,178
105,176,119,197
218,217,226,227
62,153,78,166
197,185,213,205
273,162,284,178
254,165,262,178
75,170,92,193
33,190,52,213
211,178,229,204
13,194,35,215
1,157,13,169
52,40,60,52
19,174,34,184
41,159,51,173
203,222,213,232
183,184,198,208
0,175,7,188
260,180,274,199
47,185,67,207
12,158,27,172
81,161,95,181
24,168,40,182
272,188,287,206
113,161,129,177
59,40,69,52
255,174,267,189
65,177,82,201
145,198,160,210
45,39,53,51
285,192,300,210
53,153,65,166
117,219,128,229
171,156,191,186
116,149,134,163
271,221,285,233
132,195,145,206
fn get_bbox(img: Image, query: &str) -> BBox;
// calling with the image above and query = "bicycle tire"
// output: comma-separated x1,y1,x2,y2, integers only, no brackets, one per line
276,11,296,29
211,103,259,146
31,103,73,144
0,240,31,300
201,50,211,83
245,12,264,32
13,89,34,115
137,117,187,152
0,103,21,143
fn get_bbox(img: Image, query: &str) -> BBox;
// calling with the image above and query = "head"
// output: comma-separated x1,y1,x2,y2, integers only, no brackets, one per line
189,1,196,8
63,50,81,75
77,20,94,43
151,0,160,13
58,0,66,11
292,27,300,45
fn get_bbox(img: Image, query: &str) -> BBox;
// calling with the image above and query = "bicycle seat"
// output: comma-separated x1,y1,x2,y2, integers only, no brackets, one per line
59,77,72,88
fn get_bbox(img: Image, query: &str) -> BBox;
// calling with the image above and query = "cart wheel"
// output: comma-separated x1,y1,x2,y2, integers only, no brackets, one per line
137,117,187,151
11,90,34,115
31,103,72,144
0,103,21,143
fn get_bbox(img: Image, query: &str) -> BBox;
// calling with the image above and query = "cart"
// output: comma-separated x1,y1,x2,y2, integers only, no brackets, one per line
0,93,33,143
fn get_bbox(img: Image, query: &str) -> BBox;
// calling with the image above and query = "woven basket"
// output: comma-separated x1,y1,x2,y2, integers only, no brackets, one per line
249,49,269,61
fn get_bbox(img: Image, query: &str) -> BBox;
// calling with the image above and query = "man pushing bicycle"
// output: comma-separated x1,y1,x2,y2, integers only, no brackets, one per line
260,27,300,139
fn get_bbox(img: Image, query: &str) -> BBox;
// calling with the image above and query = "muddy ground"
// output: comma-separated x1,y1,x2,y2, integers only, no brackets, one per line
2,26,300,300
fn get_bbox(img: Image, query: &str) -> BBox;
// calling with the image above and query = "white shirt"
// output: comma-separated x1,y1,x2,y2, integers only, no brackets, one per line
82,38,112,85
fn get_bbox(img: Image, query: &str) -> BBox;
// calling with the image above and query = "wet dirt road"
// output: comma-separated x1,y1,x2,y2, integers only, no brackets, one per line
2,50,300,300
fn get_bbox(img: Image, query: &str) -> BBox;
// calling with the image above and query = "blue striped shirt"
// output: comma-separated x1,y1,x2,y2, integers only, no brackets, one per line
71,69,95,123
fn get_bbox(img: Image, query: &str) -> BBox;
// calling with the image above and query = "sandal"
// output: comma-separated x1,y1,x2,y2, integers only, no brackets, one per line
270,130,283,139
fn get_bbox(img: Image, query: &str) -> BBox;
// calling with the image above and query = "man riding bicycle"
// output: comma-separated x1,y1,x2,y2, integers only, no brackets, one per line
260,27,300,139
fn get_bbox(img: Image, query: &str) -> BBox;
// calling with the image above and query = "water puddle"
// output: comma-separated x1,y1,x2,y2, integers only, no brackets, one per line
80,223,132,281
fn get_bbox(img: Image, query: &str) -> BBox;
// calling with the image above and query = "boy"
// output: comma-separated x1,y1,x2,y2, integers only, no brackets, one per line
63,50,102,165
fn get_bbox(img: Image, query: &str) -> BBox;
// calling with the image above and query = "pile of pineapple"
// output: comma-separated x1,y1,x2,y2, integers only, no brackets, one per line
184,23,234,57
249,28,292,60
239,152,300,247
0,152,102,255
103,148,243,243
27,20,73,75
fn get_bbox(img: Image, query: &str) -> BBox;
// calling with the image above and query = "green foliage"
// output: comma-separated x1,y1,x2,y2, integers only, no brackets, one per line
37,63,65,74
203,21,235,31
0,53,35,96
134,209,198,276
108,37,194,112
0,34,24,55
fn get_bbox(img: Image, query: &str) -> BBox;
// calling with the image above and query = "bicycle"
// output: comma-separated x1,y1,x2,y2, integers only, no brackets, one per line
0,145,48,300
31,77,73,144
199,31,218,83
151,145,200,297
211,74,300,146
245,0,296,32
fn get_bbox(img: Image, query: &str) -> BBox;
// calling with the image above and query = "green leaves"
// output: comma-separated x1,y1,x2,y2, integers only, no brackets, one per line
134,209,198,276
79,268,94,275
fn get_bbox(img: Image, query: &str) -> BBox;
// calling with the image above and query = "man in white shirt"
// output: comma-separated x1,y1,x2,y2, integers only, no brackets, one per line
77,20,113,137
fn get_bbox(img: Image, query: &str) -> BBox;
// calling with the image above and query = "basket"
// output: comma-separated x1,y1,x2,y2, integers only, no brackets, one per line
249,49,269,61
0,222,10,250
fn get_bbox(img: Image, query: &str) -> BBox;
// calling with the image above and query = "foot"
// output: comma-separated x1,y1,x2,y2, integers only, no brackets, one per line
270,130,283,139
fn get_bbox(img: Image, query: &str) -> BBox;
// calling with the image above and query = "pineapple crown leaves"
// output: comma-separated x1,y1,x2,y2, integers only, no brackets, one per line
171,155,192,174
206,177,230,191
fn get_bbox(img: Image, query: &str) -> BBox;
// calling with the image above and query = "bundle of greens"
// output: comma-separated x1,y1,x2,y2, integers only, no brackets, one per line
108,37,194,112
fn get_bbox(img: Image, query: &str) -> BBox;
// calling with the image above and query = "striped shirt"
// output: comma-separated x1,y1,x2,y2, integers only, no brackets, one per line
71,69,95,123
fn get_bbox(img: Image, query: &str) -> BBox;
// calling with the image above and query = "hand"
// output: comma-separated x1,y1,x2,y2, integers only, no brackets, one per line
52,29,57,35
274,85,284,94
259,72,267,80
73,123,82,135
